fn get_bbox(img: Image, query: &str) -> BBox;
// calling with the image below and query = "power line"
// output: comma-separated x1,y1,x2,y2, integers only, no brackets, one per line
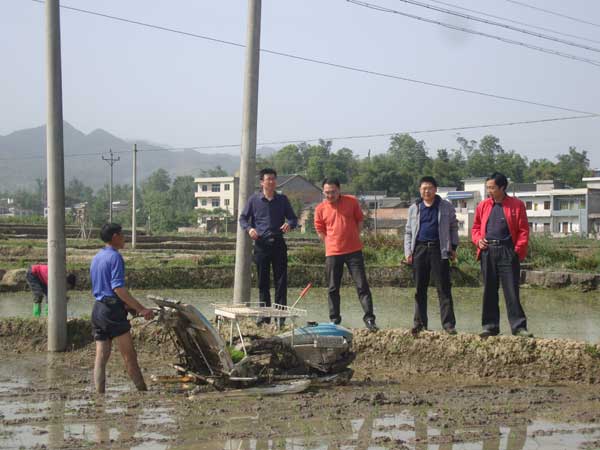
28,0,596,115
392,0,600,53
1,113,597,161
426,0,600,45
347,0,600,68
504,0,600,30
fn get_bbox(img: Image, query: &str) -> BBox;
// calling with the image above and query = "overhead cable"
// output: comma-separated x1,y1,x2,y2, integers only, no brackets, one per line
426,0,600,45
347,0,600,68
504,0,600,30
392,0,600,53
27,0,595,115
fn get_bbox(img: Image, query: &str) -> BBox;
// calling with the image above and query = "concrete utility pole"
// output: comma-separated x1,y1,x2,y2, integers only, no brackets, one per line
131,144,137,249
102,149,120,222
46,0,68,352
233,0,262,305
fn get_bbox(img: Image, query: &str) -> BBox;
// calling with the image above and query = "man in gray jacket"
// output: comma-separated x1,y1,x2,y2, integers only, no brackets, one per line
404,176,459,335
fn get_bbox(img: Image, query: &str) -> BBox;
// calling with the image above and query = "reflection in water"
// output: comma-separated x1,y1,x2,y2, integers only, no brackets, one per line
212,413,600,450
46,353,65,449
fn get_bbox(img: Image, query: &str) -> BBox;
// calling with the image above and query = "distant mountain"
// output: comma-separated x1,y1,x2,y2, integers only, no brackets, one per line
0,122,242,191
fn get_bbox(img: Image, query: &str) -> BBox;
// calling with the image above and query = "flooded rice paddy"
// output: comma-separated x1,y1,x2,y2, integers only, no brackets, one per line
2,286,599,340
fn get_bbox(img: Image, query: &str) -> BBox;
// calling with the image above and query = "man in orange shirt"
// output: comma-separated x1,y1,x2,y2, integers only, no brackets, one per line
314,178,377,332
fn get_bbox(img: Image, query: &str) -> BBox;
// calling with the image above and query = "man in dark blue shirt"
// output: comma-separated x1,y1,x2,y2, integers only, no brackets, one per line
239,168,298,325
90,223,154,394
404,176,459,335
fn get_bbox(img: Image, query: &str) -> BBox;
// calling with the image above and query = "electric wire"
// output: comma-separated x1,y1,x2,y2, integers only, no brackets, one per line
425,0,600,45
1,113,597,162
27,0,596,116
347,0,600,67
504,0,600,30
391,0,600,53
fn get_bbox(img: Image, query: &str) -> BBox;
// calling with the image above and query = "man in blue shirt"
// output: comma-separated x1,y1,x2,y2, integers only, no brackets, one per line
90,223,154,394
239,168,298,325
404,176,459,335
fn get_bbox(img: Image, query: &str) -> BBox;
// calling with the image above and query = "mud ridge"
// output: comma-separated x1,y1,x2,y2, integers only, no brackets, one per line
2,318,600,384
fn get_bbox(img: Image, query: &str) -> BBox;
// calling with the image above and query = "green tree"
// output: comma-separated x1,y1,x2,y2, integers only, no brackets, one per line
525,158,557,182
555,147,591,187
199,166,228,177
143,168,171,193
65,178,94,206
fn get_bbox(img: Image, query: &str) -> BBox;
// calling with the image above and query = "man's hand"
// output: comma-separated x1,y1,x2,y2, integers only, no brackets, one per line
280,223,291,233
405,255,413,265
449,250,457,261
248,228,259,240
139,308,154,321
478,238,489,250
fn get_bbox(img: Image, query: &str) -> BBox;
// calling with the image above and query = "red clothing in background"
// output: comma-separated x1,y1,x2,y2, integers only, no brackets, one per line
30,264,49,286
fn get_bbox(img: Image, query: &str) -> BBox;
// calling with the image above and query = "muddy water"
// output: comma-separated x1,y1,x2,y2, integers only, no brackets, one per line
2,287,600,341
3,352,600,450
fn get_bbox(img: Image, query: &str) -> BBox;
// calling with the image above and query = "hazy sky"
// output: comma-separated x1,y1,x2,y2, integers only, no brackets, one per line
1,0,599,168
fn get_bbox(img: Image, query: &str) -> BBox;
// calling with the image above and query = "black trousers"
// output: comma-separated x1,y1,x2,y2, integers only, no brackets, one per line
326,250,375,324
26,268,47,304
412,243,456,330
480,243,527,334
254,238,288,312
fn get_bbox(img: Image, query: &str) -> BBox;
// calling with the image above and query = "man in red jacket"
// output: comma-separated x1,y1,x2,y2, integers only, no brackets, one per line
471,172,532,338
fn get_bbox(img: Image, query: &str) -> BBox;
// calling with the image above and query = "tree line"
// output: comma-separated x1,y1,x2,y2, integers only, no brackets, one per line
258,134,592,198
2,134,592,232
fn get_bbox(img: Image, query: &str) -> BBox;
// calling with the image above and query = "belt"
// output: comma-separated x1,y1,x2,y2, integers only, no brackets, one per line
487,239,512,246
99,296,122,305
417,240,439,247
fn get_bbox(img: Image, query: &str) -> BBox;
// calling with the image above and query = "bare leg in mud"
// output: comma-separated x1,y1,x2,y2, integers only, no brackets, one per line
94,340,111,394
115,331,147,391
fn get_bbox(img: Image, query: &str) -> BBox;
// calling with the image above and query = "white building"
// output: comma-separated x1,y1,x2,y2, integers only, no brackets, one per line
194,176,239,216
438,178,485,236
440,177,600,237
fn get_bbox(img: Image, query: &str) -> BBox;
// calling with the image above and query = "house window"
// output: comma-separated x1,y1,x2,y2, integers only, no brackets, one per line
224,199,230,206
201,184,208,192
212,199,220,207
533,203,538,211
544,201,550,210
543,223,550,233
525,201,532,210
224,184,230,191
201,199,207,206
580,199,586,209
211,184,220,192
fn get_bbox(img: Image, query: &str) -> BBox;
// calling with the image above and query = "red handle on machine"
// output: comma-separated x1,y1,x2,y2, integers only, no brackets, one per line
291,283,312,309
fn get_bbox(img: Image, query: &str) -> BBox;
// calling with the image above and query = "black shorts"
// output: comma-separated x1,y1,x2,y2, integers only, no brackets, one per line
91,300,131,341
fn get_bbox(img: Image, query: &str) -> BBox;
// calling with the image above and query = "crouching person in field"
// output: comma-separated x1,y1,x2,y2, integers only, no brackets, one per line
90,223,154,394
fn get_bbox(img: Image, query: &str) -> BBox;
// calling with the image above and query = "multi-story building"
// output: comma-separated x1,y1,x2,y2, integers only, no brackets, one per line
194,176,239,216
440,178,600,237
438,178,485,236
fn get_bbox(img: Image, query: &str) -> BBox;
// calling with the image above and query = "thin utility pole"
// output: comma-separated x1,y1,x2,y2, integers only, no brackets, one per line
233,0,262,305
102,149,120,222
131,144,137,248
46,0,68,352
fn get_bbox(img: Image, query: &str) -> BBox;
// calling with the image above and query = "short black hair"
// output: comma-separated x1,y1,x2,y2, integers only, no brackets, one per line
322,177,341,188
100,223,122,243
486,172,509,191
419,176,438,188
259,168,277,180
66,273,77,289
